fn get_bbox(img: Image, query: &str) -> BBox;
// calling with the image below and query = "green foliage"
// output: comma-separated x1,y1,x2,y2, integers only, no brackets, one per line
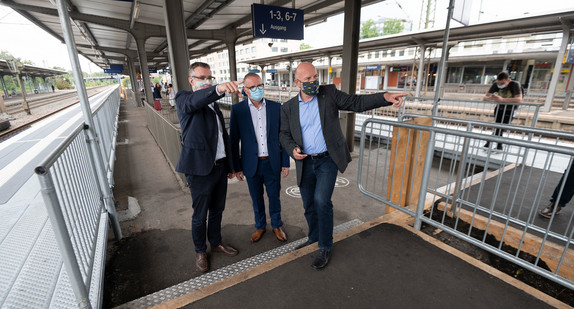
360,19,380,39
300,43,312,50
0,50,35,65
381,19,404,35
152,76,161,84
122,76,131,88
55,75,74,90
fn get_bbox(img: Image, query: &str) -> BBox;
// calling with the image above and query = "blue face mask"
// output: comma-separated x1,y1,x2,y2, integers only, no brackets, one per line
249,87,264,102
301,80,319,96
195,79,213,90
497,83,507,89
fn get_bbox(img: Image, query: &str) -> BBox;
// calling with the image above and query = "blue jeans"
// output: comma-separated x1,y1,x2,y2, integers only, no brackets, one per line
186,164,227,253
245,159,283,229
551,163,574,207
299,155,338,251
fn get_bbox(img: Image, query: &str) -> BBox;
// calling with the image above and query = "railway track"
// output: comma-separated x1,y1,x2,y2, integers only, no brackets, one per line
0,86,110,141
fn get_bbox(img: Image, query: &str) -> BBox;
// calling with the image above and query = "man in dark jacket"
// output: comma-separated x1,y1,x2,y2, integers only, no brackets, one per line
230,73,290,243
279,62,407,270
175,62,243,272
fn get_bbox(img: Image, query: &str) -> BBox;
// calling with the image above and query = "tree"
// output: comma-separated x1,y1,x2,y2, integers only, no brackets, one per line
0,50,35,65
300,43,312,50
360,19,380,39
382,19,404,36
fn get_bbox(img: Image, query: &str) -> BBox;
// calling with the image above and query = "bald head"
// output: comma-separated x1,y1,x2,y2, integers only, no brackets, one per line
294,62,317,82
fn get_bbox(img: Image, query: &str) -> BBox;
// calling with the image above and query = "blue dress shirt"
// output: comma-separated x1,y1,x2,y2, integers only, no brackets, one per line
298,94,327,155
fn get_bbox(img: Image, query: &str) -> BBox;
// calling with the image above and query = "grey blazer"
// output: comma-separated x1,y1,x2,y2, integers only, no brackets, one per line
279,84,391,186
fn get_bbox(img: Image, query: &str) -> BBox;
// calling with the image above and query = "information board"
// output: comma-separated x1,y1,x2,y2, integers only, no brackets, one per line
251,3,304,40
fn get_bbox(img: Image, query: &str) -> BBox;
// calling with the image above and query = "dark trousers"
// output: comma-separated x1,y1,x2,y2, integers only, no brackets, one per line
550,163,574,207
245,159,283,230
299,155,338,251
186,164,227,253
493,105,514,138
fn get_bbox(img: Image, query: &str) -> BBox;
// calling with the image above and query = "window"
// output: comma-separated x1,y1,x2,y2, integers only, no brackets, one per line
484,66,500,84
252,47,256,53
281,39,288,42
281,48,288,53
272,47,278,52
461,66,483,84
271,39,278,42
390,50,396,57
446,67,462,84
399,50,405,56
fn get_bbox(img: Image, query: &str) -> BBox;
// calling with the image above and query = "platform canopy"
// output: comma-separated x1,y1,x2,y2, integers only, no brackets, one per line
241,10,574,66
0,60,67,77
0,0,385,71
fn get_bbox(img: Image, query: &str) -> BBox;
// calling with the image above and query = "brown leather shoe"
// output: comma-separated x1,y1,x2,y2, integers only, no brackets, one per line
539,202,563,219
195,252,208,272
211,244,238,256
273,227,287,242
251,229,266,242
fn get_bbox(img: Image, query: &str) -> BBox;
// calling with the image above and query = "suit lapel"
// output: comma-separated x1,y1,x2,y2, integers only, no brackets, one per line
317,87,326,129
265,101,271,140
292,96,303,145
243,100,257,141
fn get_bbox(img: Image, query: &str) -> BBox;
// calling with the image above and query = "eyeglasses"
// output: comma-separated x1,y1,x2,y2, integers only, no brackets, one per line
192,76,216,81
246,84,264,91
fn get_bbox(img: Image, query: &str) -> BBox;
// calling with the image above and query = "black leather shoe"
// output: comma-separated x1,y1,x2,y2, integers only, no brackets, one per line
294,241,311,250
312,249,331,270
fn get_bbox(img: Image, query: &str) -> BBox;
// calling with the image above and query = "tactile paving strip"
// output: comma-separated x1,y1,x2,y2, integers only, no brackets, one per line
118,219,364,309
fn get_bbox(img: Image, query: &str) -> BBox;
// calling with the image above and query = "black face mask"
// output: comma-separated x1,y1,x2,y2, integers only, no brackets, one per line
301,80,319,96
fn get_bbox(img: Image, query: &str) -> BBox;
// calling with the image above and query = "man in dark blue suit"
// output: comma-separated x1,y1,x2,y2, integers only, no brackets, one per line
230,73,290,243
175,62,243,272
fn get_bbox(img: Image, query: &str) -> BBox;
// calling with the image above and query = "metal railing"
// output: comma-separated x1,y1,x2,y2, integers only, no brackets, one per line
356,96,541,128
358,116,574,290
34,86,121,308
145,94,233,186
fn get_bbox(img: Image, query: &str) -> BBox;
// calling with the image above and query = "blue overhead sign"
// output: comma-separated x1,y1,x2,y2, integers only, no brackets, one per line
148,67,157,73
567,48,574,64
110,64,123,71
251,3,304,40
104,69,122,74
365,65,381,71
266,69,277,73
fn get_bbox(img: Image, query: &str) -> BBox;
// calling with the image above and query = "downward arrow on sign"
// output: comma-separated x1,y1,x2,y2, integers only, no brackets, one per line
260,24,266,35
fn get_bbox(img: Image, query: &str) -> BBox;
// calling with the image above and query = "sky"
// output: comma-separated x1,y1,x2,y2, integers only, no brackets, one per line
0,0,573,73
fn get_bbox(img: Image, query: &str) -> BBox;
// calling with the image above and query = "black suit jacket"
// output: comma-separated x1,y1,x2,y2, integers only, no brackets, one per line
175,86,232,176
279,84,391,186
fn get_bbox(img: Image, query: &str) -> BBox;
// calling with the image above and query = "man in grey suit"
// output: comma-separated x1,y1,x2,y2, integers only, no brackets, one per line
279,62,406,270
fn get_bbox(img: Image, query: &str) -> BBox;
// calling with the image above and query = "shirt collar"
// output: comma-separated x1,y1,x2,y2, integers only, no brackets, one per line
298,92,316,104
248,98,266,109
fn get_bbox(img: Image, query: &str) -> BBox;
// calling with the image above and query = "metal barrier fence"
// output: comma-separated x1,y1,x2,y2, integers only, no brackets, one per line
358,116,574,290
34,86,121,308
145,95,233,186
357,97,541,128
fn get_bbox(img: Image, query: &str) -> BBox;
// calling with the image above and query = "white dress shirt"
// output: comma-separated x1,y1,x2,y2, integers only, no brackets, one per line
248,99,268,157
209,102,226,161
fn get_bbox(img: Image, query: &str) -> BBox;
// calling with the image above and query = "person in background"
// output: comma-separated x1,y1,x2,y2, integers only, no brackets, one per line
168,83,175,109
482,71,523,151
230,73,290,243
539,159,574,218
175,62,242,272
279,62,407,270
153,83,162,99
